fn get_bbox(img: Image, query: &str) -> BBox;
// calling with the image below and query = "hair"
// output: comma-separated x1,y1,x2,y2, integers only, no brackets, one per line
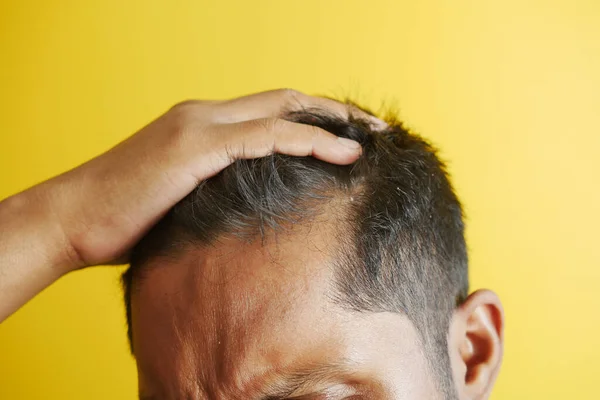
122,102,468,399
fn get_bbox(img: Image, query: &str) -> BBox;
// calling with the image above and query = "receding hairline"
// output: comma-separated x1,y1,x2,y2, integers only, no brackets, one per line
125,188,362,292
124,104,467,398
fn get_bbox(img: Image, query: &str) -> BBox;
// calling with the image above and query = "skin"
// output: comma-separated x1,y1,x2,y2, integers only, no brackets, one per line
0,89,504,399
132,213,440,400
0,89,370,321
132,209,504,400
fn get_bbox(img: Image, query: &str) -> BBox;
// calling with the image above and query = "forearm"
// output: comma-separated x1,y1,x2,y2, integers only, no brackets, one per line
0,182,76,322
0,90,365,323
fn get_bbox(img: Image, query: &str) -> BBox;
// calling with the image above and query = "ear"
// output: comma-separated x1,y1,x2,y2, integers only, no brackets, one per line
448,289,504,400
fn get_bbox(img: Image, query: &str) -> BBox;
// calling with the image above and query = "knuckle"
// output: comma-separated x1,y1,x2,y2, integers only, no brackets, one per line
168,100,209,125
275,88,302,102
166,105,206,146
307,124,323,139
252,117,282,135
170,99,204,111
169,109,193,136
168,104,196,128
246,118,284,152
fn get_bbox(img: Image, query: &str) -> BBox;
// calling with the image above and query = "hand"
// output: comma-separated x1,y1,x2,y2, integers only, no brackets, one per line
46,89,370,272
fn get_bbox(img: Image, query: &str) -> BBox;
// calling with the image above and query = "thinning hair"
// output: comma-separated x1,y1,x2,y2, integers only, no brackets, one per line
123,103,468,398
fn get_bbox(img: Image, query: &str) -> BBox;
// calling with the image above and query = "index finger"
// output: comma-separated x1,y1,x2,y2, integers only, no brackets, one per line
218,117,363,166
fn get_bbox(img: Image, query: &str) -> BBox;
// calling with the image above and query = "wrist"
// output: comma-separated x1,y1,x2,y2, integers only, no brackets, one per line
0,184,78,321
7,181,84,275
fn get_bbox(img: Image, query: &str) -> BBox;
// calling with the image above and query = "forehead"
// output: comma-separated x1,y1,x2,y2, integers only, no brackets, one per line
130,221,434,398
132,220,343,383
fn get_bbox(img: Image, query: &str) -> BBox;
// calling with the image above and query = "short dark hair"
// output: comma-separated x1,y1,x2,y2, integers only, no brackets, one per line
122,102,468,398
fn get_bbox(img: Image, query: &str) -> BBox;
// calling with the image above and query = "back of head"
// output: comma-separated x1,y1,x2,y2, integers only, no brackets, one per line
123,103,468,397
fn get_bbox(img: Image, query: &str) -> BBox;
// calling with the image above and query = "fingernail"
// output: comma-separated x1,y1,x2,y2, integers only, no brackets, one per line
337,137,361,150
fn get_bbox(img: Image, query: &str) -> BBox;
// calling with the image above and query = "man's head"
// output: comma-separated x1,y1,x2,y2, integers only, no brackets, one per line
123,103,504,399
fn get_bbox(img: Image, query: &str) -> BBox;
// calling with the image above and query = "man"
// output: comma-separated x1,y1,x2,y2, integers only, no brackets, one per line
0,90,503,399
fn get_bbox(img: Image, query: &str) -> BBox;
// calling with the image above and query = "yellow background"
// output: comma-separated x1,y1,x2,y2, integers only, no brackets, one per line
1,0,599,398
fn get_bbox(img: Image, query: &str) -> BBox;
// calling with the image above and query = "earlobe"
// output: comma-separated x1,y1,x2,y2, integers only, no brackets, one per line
450,289,504,400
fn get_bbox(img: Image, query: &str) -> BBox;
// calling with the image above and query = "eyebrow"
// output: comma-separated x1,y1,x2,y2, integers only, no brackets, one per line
259,362,352,400
138,362,353,400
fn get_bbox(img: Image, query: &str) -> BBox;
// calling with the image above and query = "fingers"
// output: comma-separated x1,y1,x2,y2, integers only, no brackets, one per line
218,117,362,165
210,89,385,127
